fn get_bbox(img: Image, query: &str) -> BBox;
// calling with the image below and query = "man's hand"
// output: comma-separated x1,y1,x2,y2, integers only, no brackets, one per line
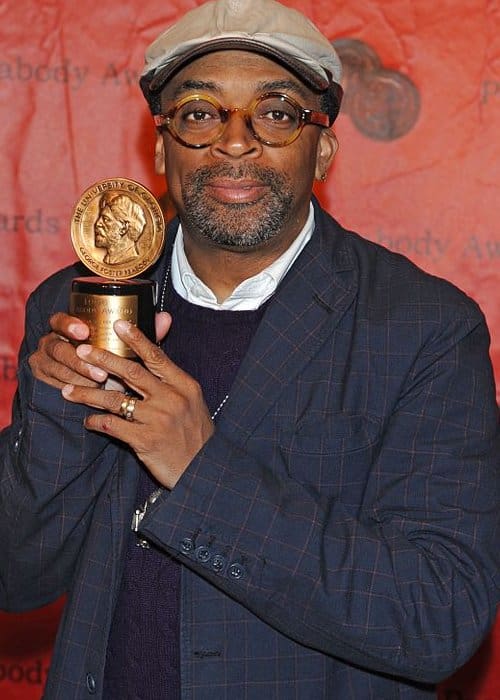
29,312,172,390
61,319,214,489
29,313,108,388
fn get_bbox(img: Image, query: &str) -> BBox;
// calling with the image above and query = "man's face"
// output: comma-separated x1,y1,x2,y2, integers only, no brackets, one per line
94,206,124,248
156,51,337,255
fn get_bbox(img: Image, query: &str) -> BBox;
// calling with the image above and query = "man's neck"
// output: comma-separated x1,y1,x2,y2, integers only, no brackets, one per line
182,243,279,302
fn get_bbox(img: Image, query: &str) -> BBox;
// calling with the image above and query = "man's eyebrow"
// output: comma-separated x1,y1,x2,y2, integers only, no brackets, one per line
171,79,221,99
256,79,310,101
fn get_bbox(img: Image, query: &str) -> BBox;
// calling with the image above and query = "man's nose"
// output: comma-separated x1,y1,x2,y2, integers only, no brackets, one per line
210,111,262,159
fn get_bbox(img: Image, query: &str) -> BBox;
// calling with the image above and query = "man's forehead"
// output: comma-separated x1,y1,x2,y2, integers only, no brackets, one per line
161,49,313,101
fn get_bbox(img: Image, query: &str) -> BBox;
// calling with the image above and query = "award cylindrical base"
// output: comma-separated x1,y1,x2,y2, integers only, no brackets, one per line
70,277,156,357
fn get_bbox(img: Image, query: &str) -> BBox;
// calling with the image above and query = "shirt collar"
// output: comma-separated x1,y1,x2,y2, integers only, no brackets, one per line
171,202,315,311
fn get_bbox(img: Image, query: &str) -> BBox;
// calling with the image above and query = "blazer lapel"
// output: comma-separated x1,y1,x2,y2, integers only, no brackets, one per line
218,214,358,445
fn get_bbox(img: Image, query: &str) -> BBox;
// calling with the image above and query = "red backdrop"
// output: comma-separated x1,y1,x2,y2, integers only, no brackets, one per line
0,1,498,698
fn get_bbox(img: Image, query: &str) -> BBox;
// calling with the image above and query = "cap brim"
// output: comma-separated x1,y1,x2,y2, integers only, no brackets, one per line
147,37,333,94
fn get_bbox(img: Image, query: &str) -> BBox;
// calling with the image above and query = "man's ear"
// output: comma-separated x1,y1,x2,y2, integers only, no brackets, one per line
154,133,166,175
315,129,338,182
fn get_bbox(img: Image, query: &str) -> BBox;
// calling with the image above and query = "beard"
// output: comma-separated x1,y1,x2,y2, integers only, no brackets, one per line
180,163,294,248
94,231,107,247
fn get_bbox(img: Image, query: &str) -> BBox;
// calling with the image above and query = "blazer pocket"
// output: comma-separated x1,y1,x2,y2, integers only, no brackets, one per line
280,411,381,455
279,412,382,496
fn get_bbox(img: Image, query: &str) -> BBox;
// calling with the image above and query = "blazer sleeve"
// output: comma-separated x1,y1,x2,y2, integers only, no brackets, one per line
139,305,500,684
0,281,115,611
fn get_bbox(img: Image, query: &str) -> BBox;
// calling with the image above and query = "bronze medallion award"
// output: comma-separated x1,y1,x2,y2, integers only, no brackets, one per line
69,178,165,358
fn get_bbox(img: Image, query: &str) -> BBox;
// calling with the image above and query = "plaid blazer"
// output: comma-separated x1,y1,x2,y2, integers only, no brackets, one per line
1,202,499,699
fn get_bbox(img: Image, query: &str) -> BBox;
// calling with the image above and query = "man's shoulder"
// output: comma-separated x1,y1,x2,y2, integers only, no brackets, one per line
314,204,483,323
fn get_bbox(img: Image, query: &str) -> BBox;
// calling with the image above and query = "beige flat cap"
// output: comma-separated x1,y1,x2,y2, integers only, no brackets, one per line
140,0,343,117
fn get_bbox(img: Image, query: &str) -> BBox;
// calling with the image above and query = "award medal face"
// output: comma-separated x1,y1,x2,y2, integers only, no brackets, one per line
69,178,163,356
70,178,165,279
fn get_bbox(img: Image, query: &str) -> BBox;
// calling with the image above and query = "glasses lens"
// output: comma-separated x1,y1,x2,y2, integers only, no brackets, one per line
171,98,223,146
251,95,301,145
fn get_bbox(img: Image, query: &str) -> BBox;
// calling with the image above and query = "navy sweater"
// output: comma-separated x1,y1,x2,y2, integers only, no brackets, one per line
103,281,267,699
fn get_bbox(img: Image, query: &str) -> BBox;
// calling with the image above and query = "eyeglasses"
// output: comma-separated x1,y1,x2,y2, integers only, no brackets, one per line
154,92,332,149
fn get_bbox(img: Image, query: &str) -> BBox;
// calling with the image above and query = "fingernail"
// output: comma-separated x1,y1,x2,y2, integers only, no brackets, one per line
114,320,131,334
68,324,88,340
76,344,92,359
89,366,107,381
61,384,73,398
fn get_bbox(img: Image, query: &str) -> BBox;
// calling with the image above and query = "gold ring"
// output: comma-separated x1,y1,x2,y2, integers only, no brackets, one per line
119,395,137,422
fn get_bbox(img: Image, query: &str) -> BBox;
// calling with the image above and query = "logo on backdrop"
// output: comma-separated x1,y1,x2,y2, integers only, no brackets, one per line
0,659,49,685
332,39,421,141
0,354,17,382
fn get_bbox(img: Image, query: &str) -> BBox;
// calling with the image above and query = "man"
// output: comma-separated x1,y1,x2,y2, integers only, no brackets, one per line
94,192,147,265
1,0,498,698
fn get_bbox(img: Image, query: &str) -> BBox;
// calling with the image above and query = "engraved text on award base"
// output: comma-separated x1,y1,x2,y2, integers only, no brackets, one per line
70,292,139,358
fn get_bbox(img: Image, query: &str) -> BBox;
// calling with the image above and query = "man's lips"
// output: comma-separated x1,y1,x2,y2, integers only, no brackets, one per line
204,178,269,204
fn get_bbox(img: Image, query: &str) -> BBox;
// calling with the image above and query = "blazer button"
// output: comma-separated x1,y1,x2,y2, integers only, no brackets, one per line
195,545,211,563
180,537,194,554
211,554,226,572
228,562,245,580
86,672,97,694
13,428,22,451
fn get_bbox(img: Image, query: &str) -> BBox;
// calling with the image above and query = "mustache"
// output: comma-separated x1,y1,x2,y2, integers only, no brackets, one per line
188,163,287,189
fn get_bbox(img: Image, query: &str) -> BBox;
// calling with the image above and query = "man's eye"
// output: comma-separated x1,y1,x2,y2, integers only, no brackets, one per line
263,109,291,122
177,102,220,124
185,110,213,122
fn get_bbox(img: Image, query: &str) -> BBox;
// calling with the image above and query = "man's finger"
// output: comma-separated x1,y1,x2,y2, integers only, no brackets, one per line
49,312,90,341
47,339,106,381
29,334,107,388
62,384,143,421
75,342,155,396
113,320,186,383
155,312,172,343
